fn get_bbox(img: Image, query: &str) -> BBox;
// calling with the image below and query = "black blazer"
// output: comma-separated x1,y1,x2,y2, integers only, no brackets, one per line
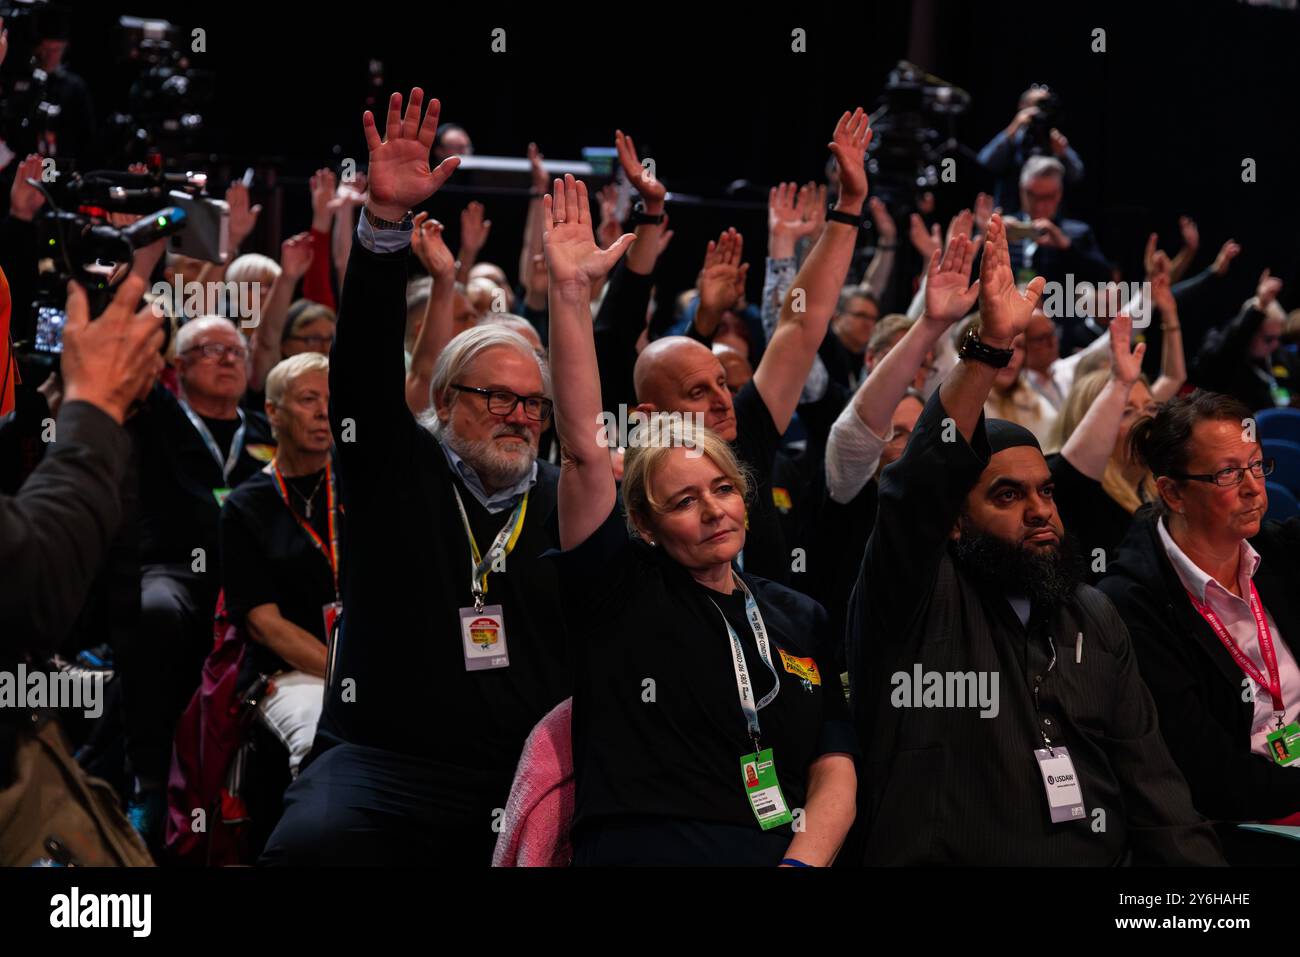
1099,506,1300,822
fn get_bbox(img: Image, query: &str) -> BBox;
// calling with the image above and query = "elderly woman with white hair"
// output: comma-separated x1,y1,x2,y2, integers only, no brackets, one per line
220,351,343,777
542,174,858,866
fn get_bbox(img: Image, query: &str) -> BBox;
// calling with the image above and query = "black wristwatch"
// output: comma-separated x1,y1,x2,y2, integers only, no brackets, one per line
629,201,666,226
958,326,1015,368
826,207,861,228
363,206,413,231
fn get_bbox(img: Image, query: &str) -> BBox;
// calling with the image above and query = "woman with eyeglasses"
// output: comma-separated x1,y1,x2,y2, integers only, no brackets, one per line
1099,390,1300,864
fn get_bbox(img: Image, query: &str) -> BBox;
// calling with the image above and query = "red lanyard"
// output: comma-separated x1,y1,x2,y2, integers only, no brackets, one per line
1186,581,1285,725
272,460,340,599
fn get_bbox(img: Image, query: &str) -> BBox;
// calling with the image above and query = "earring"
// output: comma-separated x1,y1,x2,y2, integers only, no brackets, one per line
648,540,657,547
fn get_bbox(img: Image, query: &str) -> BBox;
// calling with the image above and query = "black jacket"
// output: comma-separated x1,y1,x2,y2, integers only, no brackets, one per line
1193,301,1298,412
847,391,1223,865
1099,507,1300,822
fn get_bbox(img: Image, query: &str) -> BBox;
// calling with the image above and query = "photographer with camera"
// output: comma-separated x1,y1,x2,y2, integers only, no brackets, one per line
977,85,1084,214
0,272,162,866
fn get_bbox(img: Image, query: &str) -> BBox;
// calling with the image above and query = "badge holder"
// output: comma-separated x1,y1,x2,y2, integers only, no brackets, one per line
740,744,793,831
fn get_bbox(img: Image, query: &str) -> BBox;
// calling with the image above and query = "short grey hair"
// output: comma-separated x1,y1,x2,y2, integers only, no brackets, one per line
424,325,552,436
1020,155,1066,189
266,352,329,408
175,316,245,356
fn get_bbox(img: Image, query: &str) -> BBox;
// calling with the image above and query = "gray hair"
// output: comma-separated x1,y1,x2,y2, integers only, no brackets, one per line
1020,155,1066,189
175,316,245,356
422,325,552,436
266,352,329,408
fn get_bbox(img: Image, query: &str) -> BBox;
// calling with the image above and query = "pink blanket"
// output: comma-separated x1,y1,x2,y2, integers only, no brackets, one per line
492,697,574,867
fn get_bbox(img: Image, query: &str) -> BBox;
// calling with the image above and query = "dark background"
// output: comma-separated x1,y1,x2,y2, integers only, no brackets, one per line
11,0,1299,321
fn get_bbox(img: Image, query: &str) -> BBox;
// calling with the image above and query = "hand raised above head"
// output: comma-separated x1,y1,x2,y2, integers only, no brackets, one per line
362,88,460,221
977,214,1045,345
543,174,634,287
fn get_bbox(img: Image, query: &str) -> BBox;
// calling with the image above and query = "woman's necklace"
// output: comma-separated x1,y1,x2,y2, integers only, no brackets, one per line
288,470,327,519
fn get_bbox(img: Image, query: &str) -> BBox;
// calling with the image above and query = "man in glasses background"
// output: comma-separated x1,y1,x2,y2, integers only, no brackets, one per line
122,315,275,849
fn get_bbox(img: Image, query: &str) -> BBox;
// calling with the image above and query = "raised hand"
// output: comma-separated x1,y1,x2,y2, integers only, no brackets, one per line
459,201,492,256
655,215,675,259
909,212,941,261
1050,128,1069,158
801,182,828,239
226,181,262,249
699,228,750,316
924,232,980,327
615,129,666,208
1257,268,1283,309
1151,269,1176,316
1179,215,1199,252
946,208,974,248
62,275,165,425
978,214,1045,344
769,182,819,253
9,154,46,221
527,142,548,196
362,88,460,220
1108,313,1147,386
310,167,338,231
411,212,456,279
280,231,315,280
329,170,368,211
1212,239,1241,278
828,107,872,209
973,192,995,234
542,174,634,287
596,184,623,249
868,196,896,244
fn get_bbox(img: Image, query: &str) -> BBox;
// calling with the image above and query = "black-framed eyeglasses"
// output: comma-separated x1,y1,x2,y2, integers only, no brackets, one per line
184,343,247,362
1172,458,1274,487
450,384,553,421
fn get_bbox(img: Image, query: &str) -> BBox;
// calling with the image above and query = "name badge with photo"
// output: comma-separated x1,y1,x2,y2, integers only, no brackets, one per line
459,605,510,671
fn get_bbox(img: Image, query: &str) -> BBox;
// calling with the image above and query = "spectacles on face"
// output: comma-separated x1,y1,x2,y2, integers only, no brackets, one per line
185,343,247,362
286,334,335,350
450,384,553,421
1173,458,1274,487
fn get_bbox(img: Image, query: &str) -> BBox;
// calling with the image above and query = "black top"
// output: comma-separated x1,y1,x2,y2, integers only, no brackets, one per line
1100,508,1300,823
129,384,275,568
847,390,1223,865
731,380,789,586
547,504,856,865
220,467,343,682
322,234,572,820
1047,452,1137,582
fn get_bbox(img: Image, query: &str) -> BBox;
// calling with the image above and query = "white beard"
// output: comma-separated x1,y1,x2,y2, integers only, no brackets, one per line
432,413,537,489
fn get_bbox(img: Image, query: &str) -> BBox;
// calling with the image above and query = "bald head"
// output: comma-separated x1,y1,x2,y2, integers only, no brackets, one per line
633,335,737,441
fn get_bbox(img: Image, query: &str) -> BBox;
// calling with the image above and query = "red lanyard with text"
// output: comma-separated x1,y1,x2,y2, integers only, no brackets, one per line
1187,582,1285,727
272,460,340,599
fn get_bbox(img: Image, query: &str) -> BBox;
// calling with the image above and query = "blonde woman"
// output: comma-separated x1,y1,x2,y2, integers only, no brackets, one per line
1046,314,1158,578
544,173,856,866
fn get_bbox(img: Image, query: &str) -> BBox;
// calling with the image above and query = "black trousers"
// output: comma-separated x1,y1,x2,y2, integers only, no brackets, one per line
118,563,217,789
260,736,506,866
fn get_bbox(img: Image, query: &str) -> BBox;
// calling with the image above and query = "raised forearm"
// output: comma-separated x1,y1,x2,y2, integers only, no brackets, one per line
405,278,455,414
853,314,946,435
777,210,863,351
938,351,1005,443
1153,306,1186,402
1061,375,1130,480
624,216,664,277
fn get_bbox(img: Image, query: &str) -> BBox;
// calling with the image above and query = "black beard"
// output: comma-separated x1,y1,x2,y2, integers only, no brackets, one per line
951,521,1085,609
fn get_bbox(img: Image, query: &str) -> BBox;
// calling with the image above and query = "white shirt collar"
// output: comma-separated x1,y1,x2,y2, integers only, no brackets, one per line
1156,516,1261,604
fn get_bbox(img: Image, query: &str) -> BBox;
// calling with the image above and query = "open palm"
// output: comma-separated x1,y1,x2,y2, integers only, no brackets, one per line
543,175,633,286
925,233,980,326
978,214,1045,341
363,88,460,218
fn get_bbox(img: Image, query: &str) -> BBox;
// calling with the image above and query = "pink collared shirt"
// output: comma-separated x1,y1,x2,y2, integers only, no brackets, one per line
1158,518,1300,761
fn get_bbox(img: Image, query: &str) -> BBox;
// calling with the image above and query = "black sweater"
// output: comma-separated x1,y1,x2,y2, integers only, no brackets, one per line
319,233,571,807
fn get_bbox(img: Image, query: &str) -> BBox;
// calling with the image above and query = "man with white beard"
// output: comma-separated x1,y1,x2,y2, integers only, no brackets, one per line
262,88,572,867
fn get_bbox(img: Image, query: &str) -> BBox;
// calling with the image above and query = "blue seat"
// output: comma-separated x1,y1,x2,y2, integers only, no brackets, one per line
1266,482,1300,522
1256,408,1300,446
1265,438,1300,499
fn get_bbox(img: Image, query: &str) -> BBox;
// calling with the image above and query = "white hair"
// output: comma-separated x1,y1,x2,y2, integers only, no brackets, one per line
422,325,551,437
265,352,329,408
174,316,245,356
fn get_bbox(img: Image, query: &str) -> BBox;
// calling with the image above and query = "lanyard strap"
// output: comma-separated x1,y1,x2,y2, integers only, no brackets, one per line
1188,582,1286,724
451,484,529,610
179,400,246,484
709,573,780,751
271,460,340,598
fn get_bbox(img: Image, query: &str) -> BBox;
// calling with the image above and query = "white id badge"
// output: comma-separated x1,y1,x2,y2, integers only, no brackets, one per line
459,605,510,671
1034,746,1086,823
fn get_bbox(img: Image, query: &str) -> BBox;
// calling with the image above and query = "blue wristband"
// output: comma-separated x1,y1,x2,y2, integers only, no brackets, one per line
780,857,812,868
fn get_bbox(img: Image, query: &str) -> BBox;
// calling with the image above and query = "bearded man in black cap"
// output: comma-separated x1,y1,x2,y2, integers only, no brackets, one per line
845,215,1223,865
